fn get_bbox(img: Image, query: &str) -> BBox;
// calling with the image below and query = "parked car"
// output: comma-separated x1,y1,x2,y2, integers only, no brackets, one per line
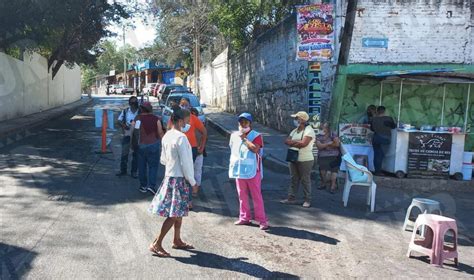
161,92,206,126
158,84,188,103
143,83,157,95
108,84,120,94
116,84,134,95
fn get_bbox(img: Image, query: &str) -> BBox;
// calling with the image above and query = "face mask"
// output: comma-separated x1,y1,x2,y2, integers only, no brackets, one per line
129,102,138,108
180,105,189,110
293,120,300,127
239,126,250,134
182,123,191,133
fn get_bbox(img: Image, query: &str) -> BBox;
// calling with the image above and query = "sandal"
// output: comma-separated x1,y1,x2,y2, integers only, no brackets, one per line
317,185,327,190
172,243,194,250
149,244,170,257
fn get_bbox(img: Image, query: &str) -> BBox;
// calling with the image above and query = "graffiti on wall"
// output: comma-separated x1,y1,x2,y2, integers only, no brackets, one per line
286,65,308,85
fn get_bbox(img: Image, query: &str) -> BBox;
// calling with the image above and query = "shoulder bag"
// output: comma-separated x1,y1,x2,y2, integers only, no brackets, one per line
286,129,304,162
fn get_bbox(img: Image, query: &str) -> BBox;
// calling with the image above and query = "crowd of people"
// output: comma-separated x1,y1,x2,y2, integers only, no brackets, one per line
115,96,395,257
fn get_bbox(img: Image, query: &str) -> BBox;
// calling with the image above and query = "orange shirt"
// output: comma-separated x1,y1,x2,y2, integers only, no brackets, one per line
166,114,205,147
185,114,205,147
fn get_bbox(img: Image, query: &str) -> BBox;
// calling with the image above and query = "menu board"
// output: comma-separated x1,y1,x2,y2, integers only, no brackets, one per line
339,123,373,146
407,132,452,178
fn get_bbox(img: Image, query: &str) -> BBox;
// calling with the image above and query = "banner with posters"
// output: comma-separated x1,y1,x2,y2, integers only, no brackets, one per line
296,3,335,61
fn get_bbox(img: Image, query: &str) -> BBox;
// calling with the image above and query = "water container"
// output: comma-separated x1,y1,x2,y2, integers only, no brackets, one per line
462,163,473,181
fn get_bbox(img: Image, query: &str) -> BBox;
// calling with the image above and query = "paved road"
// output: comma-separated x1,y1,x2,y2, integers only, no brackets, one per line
1,96,473,279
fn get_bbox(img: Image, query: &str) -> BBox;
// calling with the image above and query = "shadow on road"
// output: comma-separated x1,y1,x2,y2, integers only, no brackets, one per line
410,255,474,275
172,250,299,279
0,243,37,280
266,226,339,245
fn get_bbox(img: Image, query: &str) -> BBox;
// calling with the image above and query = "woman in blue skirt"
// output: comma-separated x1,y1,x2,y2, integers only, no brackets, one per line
148,108,197,257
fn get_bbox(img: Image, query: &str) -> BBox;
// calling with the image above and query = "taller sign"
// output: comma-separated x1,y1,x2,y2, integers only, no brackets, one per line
296,3,335,61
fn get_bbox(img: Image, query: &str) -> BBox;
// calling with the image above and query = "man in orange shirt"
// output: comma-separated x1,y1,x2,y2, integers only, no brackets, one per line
179,98,207,196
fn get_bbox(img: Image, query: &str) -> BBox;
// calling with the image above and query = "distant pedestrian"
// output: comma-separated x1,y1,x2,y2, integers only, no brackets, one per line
190,107,207,197
148,108,196,257
370,106,396,175
316,122,341,194
132,102,164,194
179,98,207,197
281,111,316,208
359,105,377,124
116,96,140,178
229,113,269,230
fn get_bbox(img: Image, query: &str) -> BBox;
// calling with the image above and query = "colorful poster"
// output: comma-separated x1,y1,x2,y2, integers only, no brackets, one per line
296,3,335,61
407,132,452,179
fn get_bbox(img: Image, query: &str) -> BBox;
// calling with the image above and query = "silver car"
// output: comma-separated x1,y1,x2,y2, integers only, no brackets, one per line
161,92,206,126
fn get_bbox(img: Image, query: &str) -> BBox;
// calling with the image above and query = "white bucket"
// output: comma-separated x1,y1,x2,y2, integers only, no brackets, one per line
462,164,473,181
463,152,473,164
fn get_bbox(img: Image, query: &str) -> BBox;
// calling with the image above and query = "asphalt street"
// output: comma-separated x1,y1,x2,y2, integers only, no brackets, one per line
1,96,473,279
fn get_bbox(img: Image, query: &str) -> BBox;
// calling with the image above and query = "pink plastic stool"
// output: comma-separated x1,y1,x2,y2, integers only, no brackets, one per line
407,214,458,267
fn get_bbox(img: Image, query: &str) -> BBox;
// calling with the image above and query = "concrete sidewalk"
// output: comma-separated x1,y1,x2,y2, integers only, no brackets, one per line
0,96,93,148
205,107,474,193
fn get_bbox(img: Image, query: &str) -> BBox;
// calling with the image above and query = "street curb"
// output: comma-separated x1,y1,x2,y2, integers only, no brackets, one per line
206,115,474,193
0,98,93,148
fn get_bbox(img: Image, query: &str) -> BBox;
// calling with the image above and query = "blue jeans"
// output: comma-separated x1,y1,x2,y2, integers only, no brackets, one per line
138,141,161,190
373,134,391,173
120,136,137,174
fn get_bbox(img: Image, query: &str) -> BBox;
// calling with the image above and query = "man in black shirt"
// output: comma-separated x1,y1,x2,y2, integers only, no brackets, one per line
370,106,396,175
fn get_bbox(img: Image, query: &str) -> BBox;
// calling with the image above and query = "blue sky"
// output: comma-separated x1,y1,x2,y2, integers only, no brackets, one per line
107,0,157,49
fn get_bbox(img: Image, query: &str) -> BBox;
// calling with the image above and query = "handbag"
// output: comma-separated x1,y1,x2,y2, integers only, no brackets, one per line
286,128,305,162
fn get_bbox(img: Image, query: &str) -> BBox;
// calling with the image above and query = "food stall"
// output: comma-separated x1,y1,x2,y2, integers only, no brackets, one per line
377,78,472,179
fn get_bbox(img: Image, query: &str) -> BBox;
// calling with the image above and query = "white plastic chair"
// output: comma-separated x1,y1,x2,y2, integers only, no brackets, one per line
342,153,377,212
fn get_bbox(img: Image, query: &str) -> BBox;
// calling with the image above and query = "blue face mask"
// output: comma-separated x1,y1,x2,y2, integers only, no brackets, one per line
293,120,300,127
182,124,191,133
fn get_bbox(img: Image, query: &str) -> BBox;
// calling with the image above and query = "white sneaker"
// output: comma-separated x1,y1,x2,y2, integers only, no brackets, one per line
302,201,311,208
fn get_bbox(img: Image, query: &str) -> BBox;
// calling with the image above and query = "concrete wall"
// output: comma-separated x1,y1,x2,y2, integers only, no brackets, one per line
226,15,337,132
0,52,81,121
349,0,473,63
199,48,228,109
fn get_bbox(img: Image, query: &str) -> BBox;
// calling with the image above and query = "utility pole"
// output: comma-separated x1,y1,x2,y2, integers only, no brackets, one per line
192,0,201,98
123,25,127,86
195,34,200,97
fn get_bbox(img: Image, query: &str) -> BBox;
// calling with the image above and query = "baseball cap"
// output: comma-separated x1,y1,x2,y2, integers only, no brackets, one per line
238,112,253,122
291,111,310,122
140,102,153,112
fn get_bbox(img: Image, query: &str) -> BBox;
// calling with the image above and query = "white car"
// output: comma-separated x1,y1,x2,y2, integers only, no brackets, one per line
143,83,157,95
115,84,134,95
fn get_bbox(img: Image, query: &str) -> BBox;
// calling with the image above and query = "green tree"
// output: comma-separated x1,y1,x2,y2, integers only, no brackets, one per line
0,0,130,78
146,0,224,67
210,0,305,51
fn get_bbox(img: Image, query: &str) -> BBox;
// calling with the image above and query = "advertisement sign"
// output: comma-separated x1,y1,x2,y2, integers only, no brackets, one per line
407,133,452,178
296,4,335,61
339,123,373,146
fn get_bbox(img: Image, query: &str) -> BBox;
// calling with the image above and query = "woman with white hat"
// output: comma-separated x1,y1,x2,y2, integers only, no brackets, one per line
281,111,316,208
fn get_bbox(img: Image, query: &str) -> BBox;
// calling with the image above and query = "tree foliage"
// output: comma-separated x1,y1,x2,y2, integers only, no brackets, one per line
145,0,303,70
210,0,306,51
145,0,224,67
0,0,130,78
